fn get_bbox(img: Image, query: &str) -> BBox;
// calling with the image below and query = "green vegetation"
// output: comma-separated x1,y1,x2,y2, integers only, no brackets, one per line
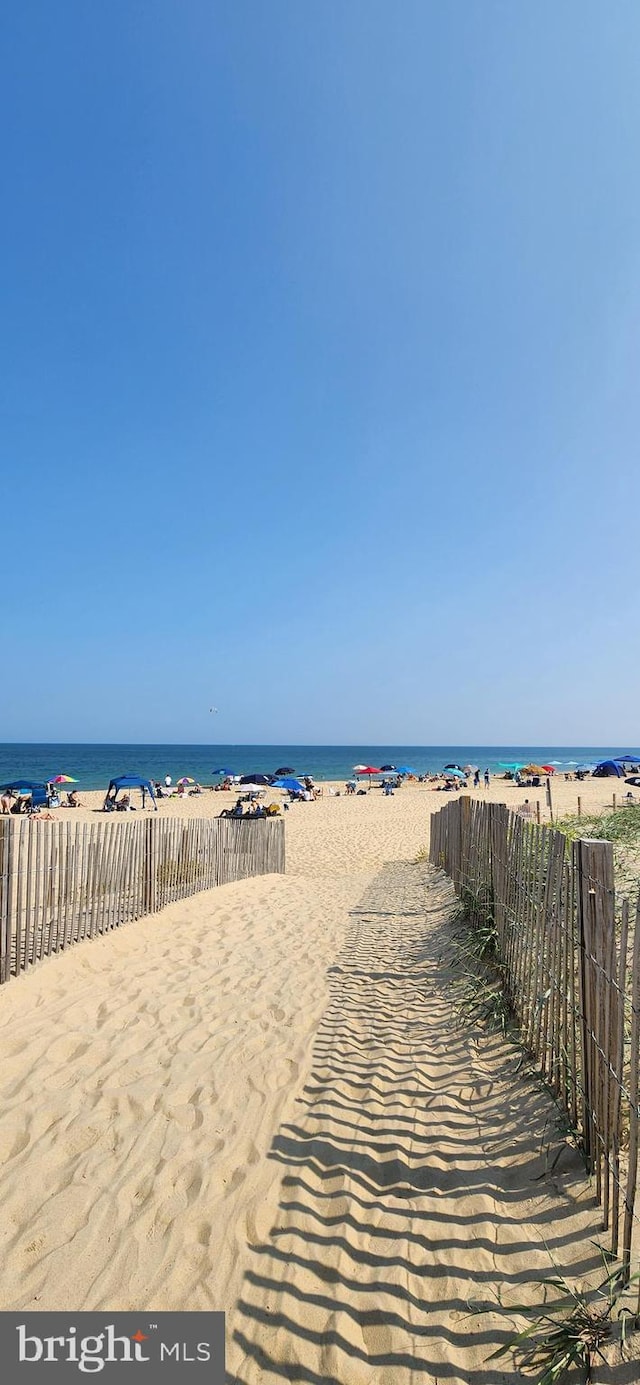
487,1257,639,1383
554,804,640,848
554,804,640,899
447,886,513,1035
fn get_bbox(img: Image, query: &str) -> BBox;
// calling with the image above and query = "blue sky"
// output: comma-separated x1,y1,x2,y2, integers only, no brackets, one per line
2,2,638,744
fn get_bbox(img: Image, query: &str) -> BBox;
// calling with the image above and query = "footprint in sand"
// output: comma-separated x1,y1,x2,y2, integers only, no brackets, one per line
360,1322,395,1358
24,1236,46,1256
264,1058,299,1094
61,1124,103,1157
165,1104,203,1132
244,1198,278,1245
0,1125,31,1161
195,1220,212,1246
176,1168,204,1206
225,1167,246,1194
47,1036,90,1065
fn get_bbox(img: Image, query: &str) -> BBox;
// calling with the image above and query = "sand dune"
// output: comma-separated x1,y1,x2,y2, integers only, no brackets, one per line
0,785,616,1382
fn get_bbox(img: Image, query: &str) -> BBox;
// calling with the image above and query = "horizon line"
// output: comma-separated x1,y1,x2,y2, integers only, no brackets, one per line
0,741,637,750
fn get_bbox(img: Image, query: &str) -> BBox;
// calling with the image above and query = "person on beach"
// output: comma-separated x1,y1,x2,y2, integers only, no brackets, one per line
165,775,172,788
1,791,14,814
473,770,480,788
484,768,490,788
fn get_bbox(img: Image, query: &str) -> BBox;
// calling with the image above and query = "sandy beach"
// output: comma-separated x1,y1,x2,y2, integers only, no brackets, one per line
0,783,630,1382
33,769,636,826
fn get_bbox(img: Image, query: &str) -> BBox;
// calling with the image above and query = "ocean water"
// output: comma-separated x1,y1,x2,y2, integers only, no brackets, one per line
0,745,638,791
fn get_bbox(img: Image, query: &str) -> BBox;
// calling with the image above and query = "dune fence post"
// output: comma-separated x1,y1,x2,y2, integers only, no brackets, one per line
143,815,158,915
459,794,472,895
489,803,508,952
574,838,615,1187
0,817,16,984
624,891,640,1286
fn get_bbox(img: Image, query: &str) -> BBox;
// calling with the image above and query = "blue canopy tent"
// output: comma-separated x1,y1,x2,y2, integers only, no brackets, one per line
1,779,46,794
105,774,157,809
1,779,49,809
593,761,624,778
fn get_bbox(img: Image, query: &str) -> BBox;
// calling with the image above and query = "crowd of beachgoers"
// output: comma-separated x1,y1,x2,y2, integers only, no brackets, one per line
2,757,638,831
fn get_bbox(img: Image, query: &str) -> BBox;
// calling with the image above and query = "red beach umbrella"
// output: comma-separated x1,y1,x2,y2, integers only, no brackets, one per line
542,765,555,774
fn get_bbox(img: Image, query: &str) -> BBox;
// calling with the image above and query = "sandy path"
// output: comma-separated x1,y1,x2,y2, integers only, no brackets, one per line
0,787,609,1382
229,864,599,1384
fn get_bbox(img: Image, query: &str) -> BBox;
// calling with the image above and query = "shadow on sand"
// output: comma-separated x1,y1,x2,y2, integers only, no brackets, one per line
227,862,600,1384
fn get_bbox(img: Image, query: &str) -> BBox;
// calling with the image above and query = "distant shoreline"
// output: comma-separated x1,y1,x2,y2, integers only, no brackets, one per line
1,744,638,792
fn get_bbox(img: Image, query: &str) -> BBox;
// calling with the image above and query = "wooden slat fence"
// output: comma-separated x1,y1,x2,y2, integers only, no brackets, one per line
430,794,640,1277
0,815,284,985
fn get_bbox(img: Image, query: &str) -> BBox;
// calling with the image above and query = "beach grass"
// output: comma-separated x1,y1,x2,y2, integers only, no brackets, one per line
554,804,640,898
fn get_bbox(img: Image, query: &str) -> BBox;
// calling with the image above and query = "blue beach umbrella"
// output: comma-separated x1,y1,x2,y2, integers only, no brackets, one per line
444,767,466,779
395,766,417,775
271,777,306,793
